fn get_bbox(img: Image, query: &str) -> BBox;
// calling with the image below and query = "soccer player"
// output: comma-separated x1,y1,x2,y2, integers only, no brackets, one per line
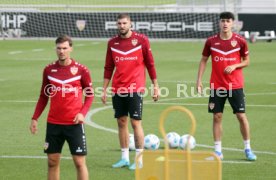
102,13,159,170
29,35,94,180
196,12,257,161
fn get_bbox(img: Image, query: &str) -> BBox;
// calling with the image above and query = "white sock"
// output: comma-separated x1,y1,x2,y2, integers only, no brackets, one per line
214,141,222,152
135,149,144,164
244,140,251,150
121,148,129,161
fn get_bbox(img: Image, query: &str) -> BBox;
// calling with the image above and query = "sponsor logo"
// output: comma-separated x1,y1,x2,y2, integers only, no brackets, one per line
1,14,27,28
214,42,220,45
214,56,236,62
70,66,78,75
105,21,213,32
76,20,86,31
115,56,138,62
209,103,215,110
76,147,83,153
51,69,57,72
44,142,49,150
231,40,237,47
131,39,138,46
114,42,119,45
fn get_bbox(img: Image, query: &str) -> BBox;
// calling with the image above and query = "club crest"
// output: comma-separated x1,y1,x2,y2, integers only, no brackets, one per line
44,142,49,150
209,103,215,110
76,20,86,31
231,40,237,47
70,66,78,75
131,39,138,46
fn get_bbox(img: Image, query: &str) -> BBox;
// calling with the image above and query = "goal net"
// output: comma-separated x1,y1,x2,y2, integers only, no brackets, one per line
0,0,238,39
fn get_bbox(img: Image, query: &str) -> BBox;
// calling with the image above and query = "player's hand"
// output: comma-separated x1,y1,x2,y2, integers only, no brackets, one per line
101,90,107,105
73,113,85,124
197,81,203,94
30,120,38,134
152,86,159,102
224,65,236,74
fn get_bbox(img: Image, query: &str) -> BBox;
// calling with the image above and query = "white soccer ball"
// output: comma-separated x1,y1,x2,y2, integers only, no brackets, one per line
179,134,196,150
144,134,160,150
129,134,135,151
166,132,180,149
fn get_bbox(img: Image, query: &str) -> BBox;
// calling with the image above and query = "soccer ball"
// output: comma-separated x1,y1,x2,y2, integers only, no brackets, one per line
129,134,135,151
166,132,180,149
179,134,196,150
144,134,160,150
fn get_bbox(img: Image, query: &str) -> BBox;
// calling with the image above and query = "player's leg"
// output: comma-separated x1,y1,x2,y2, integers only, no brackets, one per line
228,88,257,161
209,89,227,159
44,123,64,180
112,93,130,167
47,153,61,180
72,155,88,180
66,124,89,179
129,92,144,170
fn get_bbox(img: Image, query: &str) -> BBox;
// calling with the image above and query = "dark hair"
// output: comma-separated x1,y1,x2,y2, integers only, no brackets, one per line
117,13,131,21
55,35,73,47
219,12,235,20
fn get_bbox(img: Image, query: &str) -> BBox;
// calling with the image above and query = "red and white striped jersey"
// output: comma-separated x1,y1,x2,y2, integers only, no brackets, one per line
202,33,249,90
104,31,157,93
32,59,94,125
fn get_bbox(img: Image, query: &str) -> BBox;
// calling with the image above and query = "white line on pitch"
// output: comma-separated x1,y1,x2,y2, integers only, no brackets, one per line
85,106,276,156
32,48,44,52
9,51,23,55
75,44,85,47
0,155,71,160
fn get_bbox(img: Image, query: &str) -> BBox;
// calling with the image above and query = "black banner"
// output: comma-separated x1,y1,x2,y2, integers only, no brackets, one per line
1,12,219,39
238,14,276,35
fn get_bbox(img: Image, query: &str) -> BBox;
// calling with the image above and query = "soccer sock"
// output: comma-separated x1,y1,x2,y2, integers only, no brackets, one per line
121,148,129,161
135,149,144,164
244,140,251,150
214,141,222,152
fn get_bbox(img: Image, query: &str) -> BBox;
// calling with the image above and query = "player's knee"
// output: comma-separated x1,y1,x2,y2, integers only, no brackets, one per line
48,158,59,168
213,113,223,121
117,118,127,128
131,121,142,130
236,113,247,121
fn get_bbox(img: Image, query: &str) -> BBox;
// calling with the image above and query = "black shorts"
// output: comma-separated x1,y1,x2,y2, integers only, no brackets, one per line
44,123,87,155
208,88,246,114
112,92,143,120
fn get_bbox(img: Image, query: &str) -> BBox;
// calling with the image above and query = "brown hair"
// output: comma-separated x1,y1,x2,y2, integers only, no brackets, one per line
55,35,73,47
117,13,131,21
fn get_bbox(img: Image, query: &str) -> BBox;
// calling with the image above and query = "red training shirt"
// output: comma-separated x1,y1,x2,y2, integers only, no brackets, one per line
104,31,157,93
32,60,94,125
202,33,249,90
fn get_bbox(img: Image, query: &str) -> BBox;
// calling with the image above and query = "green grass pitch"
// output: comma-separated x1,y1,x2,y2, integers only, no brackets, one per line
0,40,275,179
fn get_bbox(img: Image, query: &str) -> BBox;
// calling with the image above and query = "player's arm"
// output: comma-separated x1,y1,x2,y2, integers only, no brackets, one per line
30,68,49,134
102,43,114,104
102,78,111,104
74,68,94,124
224,55,250,74
142,36,159,101
196,56,209,94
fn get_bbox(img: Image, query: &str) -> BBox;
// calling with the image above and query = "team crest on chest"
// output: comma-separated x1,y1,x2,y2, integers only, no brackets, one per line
70,66,78,75
131,39,138,46
231,40,237,47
